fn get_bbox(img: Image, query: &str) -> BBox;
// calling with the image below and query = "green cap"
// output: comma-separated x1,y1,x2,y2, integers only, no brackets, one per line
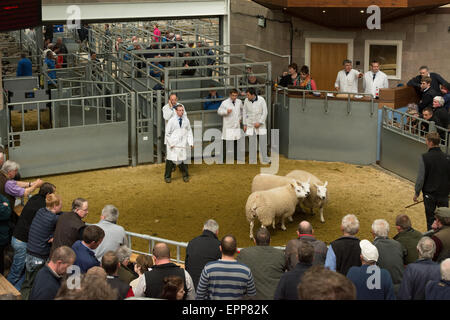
434,207,450,219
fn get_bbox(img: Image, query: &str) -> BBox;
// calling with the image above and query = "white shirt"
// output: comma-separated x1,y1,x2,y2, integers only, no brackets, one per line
162,103,187,144
243,95,268,136
335,69,361,93
217,97,243,140
165,115,194,162
134,267,196,300
364,70,389,97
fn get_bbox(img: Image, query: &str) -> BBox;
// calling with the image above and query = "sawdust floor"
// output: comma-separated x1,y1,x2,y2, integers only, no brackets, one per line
30,156,425,256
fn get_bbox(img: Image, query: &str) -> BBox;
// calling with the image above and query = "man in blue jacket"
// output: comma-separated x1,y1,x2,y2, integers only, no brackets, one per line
29,246,76,300
346,239,396,300
16,53,32,77
203,88,223,110
397,236,441,299
72,225,104,273
426,258,450,299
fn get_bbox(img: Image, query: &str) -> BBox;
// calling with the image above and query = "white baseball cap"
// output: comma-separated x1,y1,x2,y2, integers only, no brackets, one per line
359,239,379,262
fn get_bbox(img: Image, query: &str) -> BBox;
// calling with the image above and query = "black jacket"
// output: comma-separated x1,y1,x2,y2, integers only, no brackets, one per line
274,262,312,300
29,265,61,300
13,194,46,242
422,147,450,197
407,72,448,98
330,236,361,275
185,230,221,289
418,87,439,114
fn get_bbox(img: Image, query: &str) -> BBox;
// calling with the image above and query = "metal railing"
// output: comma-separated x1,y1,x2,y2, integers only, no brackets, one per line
382,106,449,152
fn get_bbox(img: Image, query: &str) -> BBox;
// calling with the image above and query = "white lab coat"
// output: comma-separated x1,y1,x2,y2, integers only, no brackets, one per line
165,115,193,162
162,103,188,144
335,69,361,93
363,71,389,97
217,97,243,140
243,96,268,136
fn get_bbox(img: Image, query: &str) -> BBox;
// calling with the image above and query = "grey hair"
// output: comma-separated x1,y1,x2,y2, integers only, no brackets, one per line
433,96,445,107
203,219,219,234
417,236,436,259
341,214,359,235
372,219,389,237
115,245,132,263
441,258,450,281
1,160,20,173
102,205,119,223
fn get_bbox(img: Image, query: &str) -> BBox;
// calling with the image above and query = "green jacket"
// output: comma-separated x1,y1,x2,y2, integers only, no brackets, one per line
393,228,423,265
237,246,286,300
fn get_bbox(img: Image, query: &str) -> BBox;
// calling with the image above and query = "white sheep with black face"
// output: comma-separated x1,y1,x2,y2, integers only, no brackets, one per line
286,170,328,223
245,181,308,239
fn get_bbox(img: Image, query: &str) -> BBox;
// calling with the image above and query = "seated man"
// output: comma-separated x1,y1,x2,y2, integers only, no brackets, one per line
441,84,450,111
417,77,439,114
203,89,223,110
72,225,105,273
421,107,440,135
431,96,449,141
102,251,134,300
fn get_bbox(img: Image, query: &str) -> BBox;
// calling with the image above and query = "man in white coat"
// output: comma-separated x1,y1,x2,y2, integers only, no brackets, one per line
217,89,243,163
243,87,270,164
162,93,187,145
164,104,193,183
335,59,363,93
363,60,389,98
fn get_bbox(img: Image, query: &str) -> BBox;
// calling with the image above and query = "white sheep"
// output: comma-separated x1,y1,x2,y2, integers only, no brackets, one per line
251,173,311,197
286,170,328,223
245,181,308,239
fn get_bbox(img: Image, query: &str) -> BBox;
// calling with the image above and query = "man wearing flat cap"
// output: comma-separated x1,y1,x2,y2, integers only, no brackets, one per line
414,132,450,231
430,207,450,262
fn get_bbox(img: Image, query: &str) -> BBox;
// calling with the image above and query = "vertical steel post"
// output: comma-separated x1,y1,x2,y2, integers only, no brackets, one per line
130,92,137,166
157,90,163,164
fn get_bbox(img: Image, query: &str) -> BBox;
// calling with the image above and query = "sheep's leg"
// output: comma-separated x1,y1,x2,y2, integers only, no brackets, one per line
288,215,294,222
310,207,315,216
272,218,276,230
281,216,287,231
320,207,325,223
249,220,254,239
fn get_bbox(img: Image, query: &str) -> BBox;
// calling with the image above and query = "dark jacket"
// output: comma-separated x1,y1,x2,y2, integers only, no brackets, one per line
237,245,286,300
274,262,312,300
185,230,221,289
72,240,100,273
13,194,46,242
393,228,423,265
118,263,138,285
347,265,396,300
0,194,11,246
373,237,405,289
417,87,439,114
397,259,441,300
330,236,361,275
107,275,131,300
425,280,450,300
29,265,61,300
407,73,448,98
27,207,58,259
422,147,450,197
285,234,327,270
433,225,450,262
144,263,187,299
51,211,85,252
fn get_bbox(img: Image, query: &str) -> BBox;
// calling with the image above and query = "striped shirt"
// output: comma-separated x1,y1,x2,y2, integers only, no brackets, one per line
196,259,256,300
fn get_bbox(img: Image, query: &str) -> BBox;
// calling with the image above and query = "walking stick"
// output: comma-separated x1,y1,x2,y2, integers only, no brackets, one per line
405,200,423,209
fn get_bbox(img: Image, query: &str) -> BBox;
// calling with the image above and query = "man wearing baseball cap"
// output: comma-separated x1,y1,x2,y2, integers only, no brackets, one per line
346,240,396,300
430,207,450,262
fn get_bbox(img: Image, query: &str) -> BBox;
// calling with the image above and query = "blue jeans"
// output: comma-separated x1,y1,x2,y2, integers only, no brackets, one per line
7,237,27,290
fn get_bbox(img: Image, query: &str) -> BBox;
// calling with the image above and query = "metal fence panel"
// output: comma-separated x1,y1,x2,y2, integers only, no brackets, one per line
9,122,129,178
284,96,378,165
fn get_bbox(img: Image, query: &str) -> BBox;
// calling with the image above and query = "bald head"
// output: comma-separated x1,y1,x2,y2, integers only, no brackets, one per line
153,243,170,260
298,221,313,235
441,258,450,281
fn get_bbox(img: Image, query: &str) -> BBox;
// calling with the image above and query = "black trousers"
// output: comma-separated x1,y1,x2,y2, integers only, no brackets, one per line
164,160,188,179
424,193,449,231
0,244,5,275
222,139,243,163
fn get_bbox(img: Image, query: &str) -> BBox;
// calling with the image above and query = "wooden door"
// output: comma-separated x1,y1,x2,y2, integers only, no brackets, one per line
310,43,348,91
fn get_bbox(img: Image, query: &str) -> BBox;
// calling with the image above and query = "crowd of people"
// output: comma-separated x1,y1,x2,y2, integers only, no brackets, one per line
1,148,450,300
